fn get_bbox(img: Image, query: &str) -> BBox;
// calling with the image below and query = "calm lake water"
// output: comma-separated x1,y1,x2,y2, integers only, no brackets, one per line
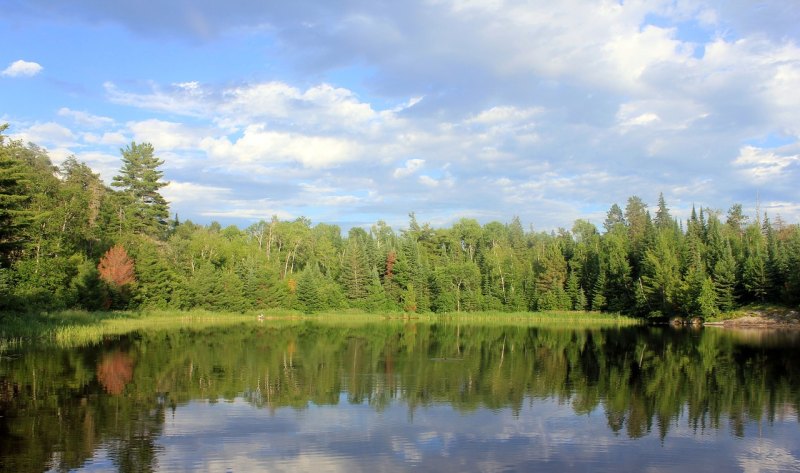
1,321,799,472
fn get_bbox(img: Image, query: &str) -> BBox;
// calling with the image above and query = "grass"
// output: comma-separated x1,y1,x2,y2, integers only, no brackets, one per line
0,308,641,349
0,309,258,348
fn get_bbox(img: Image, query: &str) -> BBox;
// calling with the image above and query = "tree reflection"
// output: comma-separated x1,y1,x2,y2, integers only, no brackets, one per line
97,351,134,395
0,322,798,471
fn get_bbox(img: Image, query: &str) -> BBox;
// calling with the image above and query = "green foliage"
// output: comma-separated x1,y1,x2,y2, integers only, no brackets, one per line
0,127,33,266
1,129,799,318
112,142,169,238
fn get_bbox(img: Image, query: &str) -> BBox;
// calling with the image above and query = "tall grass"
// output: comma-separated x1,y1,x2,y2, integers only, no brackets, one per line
0,308,640,348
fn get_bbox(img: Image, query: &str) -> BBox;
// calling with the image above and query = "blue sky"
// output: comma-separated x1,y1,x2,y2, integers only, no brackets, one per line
2,0,799,231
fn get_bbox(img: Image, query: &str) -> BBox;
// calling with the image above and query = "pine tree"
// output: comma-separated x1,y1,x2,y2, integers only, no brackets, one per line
0,125,32,266
603,203,625,232
112,142,170,238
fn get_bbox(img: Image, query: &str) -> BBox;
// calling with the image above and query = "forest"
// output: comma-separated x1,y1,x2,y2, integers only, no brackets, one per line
1,125,799,318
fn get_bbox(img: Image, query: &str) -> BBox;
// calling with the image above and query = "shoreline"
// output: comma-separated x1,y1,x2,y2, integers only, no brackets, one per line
705,307,800,328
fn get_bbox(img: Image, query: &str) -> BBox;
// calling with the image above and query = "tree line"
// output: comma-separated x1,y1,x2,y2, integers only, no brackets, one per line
1,126,799,317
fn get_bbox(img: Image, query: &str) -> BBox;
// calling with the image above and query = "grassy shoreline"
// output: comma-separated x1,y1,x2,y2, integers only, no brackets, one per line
0,309,640,348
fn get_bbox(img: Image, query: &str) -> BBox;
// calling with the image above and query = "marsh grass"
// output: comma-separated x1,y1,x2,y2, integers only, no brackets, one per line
0,308,640,348
295,309,640,328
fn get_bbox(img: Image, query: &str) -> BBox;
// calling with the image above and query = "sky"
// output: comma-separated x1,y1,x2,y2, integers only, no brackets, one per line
1,0,799,232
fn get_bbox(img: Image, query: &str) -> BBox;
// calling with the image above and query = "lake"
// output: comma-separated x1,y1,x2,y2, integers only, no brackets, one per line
1,320,799,472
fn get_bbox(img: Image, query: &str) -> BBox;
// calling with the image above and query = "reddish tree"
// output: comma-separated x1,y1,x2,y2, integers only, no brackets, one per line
385,250,397,280
98,244,136,287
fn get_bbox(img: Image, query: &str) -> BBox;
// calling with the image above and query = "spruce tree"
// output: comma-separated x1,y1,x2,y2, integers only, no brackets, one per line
741,225,769,302
713,241,737,312
340,239,370,305
654,193,672,230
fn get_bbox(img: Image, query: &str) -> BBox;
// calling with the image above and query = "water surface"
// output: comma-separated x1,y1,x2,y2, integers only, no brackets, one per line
1,321,798,472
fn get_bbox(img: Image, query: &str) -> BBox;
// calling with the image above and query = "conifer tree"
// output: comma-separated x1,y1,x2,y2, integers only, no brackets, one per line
340,239,370,305
591,270,607,311
654,193,672,230
603,203,625,232
112,142,169,238
296,266,323,313
641,233,681,316
741,225,769,302
0,125,32,266
713,241,737,312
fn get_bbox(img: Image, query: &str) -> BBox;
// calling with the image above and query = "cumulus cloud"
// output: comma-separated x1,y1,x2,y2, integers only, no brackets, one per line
4,0,800,227
734,146,799,182
201,125,362,169
12,122,76,147
128,119,206,150
2,59,43,77
393,159,425,178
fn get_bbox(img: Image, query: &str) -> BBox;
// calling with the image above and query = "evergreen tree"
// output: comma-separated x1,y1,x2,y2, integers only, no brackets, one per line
783,228,800,305
296,266,323,313
624,196,650,266
741,225,769,302
713,241,737,312
340,239,370,305
654,193,672,230
591,270,607,311
603,203,625,232
763,216,788,301
565,270,585,310
682,265,717,318
402,283,418,313
365,266,392,312
602,228,633,313
0,125,32,266
112,142,170,238
641,233,681,316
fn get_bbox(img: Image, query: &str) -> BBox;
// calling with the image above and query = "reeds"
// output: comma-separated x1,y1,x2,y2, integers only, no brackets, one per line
0,308,640,348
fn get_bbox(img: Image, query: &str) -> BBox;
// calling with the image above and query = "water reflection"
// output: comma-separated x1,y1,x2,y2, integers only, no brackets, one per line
1,322,798,472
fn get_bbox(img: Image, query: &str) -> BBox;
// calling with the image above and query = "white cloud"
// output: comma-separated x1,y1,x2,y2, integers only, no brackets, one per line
201,125,362,169
738,439,800,473
12,122,76,147
393,159,425,178
733,146,799,182
161,181,230,204
104,81,208,117
128,119,205,150
467,106,541,126
2,59,43,77
82,131,128,146
75,151,121,182
6,1,800,230
58,108,114,128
